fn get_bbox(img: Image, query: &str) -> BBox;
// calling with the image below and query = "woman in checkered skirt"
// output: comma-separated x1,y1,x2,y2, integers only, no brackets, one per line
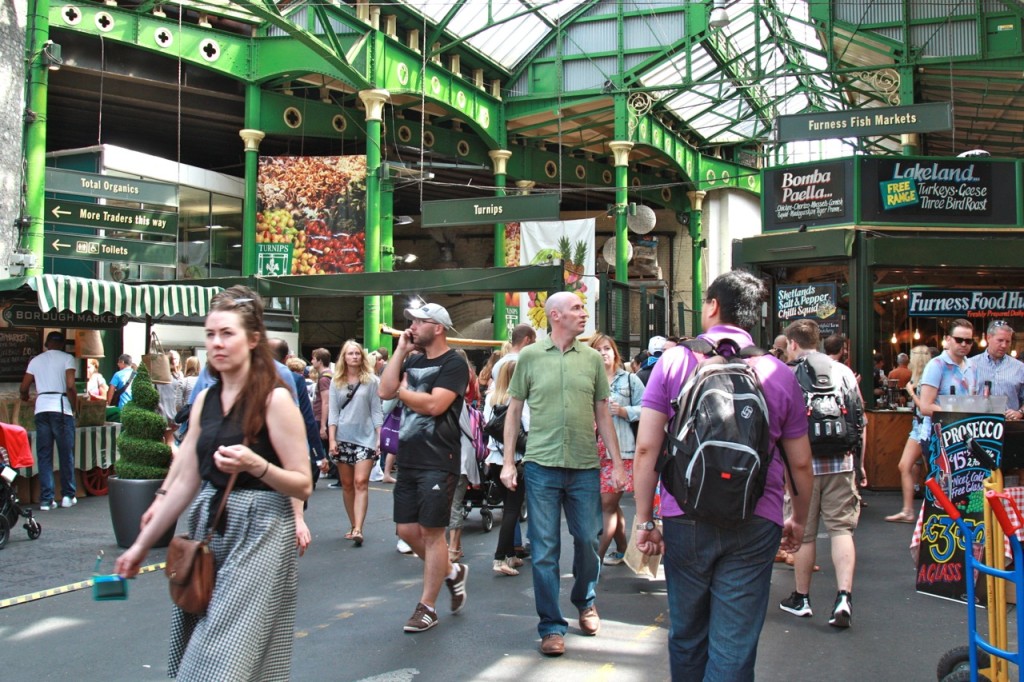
117,286,313,681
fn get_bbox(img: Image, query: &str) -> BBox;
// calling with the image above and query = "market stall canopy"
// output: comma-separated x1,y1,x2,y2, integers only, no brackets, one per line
0,275,222,319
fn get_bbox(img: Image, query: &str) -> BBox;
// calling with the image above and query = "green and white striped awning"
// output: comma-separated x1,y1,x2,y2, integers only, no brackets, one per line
23,275,222,318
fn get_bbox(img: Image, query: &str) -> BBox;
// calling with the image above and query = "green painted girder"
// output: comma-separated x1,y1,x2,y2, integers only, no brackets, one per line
426,0,465,48
377,40,503,147
50,4,253,78
180,265,566,298
259,91,363,138
237,0,372,89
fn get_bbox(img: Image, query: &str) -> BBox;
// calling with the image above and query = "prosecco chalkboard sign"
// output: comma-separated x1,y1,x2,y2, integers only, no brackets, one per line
0,330,41,382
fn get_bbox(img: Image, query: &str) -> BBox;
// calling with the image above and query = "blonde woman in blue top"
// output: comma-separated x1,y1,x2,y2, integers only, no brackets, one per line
589,333,644,566
325,340,384,546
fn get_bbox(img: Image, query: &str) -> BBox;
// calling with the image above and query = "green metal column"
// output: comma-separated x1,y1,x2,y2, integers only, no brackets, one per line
359,89,390,349
609,141,633,283
489,149,512,340
379,176,395,353
851,231,875,403
21,0,53,275
239,87,264,277
687,190,707,334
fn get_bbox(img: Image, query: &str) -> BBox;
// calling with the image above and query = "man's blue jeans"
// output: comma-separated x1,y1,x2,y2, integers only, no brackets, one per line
524,462,601,638
36,412,76,504
662,515,781,682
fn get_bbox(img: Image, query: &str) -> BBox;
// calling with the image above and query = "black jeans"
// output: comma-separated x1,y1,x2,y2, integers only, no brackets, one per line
493,463,526,560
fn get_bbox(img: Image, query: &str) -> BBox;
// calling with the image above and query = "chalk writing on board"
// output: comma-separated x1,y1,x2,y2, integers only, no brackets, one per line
0,330,41,382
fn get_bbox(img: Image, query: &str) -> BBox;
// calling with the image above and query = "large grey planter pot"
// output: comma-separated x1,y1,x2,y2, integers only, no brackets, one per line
108,477,175,549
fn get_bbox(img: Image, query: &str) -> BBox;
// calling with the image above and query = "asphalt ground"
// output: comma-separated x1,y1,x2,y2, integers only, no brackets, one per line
0,483,1015,681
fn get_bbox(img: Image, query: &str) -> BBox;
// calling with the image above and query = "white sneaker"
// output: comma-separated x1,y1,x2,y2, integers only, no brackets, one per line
39,500,58,511
493,558,519,576
397,538,414,554
61,496,77,509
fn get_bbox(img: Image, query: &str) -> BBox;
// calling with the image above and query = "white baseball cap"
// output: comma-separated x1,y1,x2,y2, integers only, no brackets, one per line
404,302,455,331
648,335,667,354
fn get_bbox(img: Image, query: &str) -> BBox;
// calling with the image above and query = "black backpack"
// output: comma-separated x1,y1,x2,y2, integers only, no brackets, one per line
657,337,775,527
792,352,864,457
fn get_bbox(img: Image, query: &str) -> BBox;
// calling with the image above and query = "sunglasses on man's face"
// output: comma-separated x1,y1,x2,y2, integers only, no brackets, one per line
950,336,974,345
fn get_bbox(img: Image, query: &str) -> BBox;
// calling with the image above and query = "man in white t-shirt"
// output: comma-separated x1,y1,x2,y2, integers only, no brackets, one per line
20,331,78,511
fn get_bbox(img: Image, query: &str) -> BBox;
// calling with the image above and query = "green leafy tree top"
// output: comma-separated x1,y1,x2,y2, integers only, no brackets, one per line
116,363,172,479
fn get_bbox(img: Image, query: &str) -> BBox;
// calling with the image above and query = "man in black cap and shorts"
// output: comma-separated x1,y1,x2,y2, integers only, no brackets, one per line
380,302,470,633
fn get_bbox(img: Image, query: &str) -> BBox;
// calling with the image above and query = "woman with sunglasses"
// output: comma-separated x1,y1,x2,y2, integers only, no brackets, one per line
116,286,312,681
324,339,384,547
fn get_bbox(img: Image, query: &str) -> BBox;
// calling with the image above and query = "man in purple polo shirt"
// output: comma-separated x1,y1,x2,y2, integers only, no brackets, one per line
633,269,814,681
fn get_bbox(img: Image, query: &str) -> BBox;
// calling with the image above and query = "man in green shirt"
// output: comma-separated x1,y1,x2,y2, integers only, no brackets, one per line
501,291,626,656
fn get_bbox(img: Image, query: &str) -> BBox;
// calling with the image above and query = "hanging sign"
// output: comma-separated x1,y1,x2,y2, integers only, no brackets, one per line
44,198,178,235
44,232,175,267
421,194,561,228
45,168,179,207
777,102,952,142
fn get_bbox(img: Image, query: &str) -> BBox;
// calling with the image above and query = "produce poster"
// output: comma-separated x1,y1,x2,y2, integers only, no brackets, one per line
917,412,1004,604
257,156,367,275
518,219,597,338
502,222,522,338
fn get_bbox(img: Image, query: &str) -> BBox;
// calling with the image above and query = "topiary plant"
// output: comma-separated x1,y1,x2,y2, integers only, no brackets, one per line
115,363,172,479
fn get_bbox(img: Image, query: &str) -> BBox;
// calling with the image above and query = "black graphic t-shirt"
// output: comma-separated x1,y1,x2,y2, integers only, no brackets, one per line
398,349,468,474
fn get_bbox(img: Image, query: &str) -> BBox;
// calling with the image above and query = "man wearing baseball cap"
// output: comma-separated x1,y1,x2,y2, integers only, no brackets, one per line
380,301,470,633
636,336,668,386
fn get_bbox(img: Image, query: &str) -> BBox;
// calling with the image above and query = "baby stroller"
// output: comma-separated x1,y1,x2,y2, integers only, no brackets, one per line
0,422,42,549
460,459,506,532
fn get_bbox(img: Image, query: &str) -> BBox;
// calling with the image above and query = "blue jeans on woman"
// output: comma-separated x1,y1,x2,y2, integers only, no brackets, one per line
523,462,601,638
661,515,781,682
36,412,76,505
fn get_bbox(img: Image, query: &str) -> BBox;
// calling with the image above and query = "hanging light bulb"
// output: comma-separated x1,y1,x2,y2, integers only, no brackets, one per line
1013,349,1018,358
891,332,898,344
980,336,987,348
914,328,921,340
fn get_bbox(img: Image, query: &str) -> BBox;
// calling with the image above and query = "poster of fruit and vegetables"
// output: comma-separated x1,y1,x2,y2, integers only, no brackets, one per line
256,156,367,275
515,219,597,338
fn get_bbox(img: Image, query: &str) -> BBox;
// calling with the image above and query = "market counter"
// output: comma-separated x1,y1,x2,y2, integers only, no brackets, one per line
12,423,121,502
864,409,914,490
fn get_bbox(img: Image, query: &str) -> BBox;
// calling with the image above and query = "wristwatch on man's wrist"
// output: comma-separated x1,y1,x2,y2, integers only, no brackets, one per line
635,520,656,531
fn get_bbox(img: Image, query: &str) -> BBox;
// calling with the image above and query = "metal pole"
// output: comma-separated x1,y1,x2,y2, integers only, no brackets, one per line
359,89,390,349
489,149,512,341
239,86,263,278
21,0,52,275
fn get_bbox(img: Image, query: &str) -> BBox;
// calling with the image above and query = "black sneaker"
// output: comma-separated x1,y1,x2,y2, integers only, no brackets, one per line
445,563,469,614
779,591,813,617
829,592,852,628
403,602,438,633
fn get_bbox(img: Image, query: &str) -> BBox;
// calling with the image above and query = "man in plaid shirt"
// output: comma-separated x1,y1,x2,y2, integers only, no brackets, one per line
967,319,1024,422
779,318,865,629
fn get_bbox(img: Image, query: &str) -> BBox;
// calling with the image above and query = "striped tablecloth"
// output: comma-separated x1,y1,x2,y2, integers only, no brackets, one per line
911,487,1024,556
16,423,121,475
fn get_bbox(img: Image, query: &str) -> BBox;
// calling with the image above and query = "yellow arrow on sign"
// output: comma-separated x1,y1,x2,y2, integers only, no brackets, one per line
50,239,70,251
49,205,71,219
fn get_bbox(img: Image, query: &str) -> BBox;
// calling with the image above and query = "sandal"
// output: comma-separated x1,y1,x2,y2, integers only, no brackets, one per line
344,529,355,540
885,511,916,524
449,547,464,563
351,529,363,547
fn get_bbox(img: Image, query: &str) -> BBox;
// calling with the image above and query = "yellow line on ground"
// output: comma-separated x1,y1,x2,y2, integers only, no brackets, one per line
0,561,165,609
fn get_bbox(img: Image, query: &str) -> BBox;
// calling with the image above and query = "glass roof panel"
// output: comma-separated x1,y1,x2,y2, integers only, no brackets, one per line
394,0,589,70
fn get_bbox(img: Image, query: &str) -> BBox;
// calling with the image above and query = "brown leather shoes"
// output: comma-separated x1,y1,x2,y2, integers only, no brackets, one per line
539,633,565,656
578,606,601,636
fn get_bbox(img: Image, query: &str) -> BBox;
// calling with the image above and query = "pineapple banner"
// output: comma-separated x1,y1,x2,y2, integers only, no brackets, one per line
518,219,597,338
